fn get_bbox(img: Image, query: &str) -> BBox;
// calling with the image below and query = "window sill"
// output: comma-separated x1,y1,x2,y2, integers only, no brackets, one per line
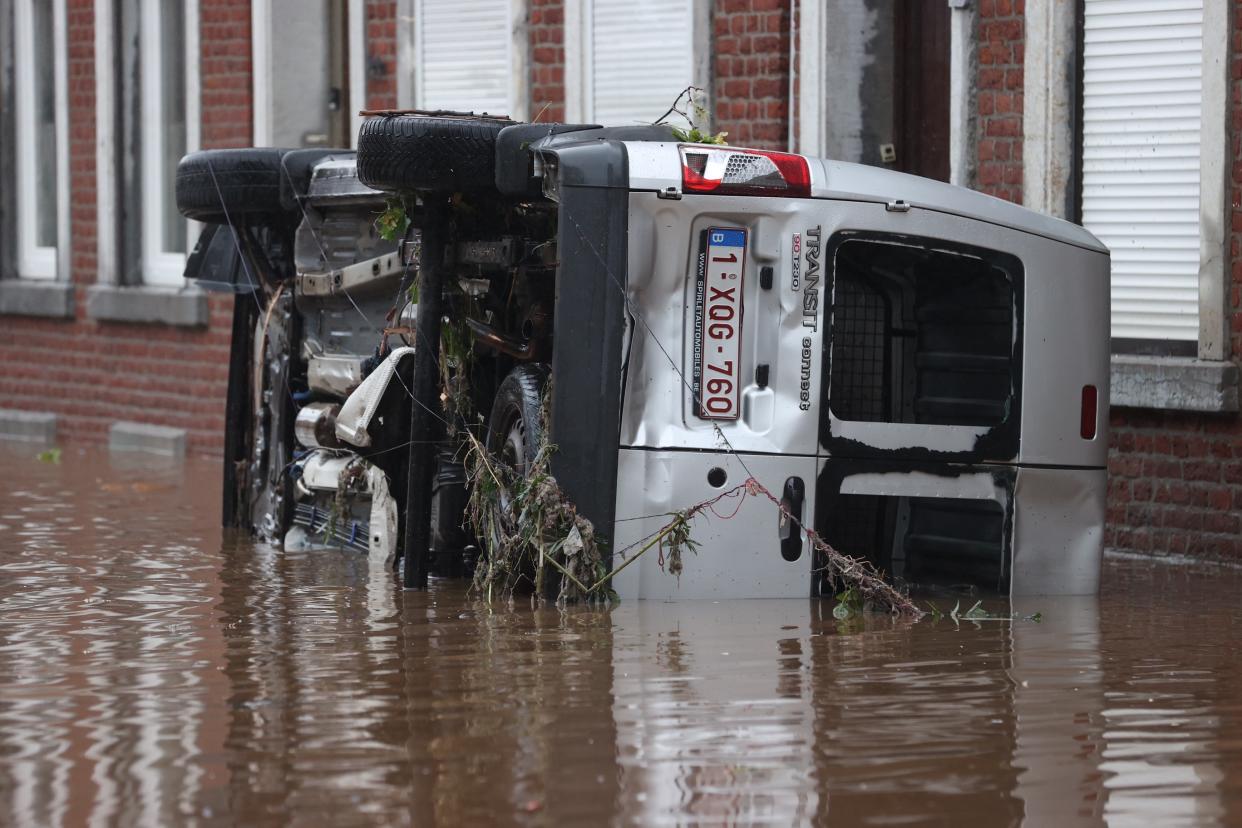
86,284,208,328
0,280,75,319
1110,355,1239,413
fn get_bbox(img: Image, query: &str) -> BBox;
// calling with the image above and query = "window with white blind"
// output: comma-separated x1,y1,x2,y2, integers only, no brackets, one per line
414,0,524,118
13,0,67,281
566,0,708,127
139,0,198,286
1079,0,1203,346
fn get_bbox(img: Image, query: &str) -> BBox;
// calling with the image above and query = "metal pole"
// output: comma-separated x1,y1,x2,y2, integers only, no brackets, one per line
403,195,448,589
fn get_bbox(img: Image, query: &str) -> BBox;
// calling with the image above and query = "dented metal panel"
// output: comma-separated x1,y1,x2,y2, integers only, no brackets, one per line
612,448,816,600
1010,467,1106,596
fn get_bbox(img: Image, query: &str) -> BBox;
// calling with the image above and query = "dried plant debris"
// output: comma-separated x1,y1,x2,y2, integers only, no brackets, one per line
743,481,922,617
657,510,699,581
439,315,476,433
656,86,727,144
464,428,922,615
465,432,610,605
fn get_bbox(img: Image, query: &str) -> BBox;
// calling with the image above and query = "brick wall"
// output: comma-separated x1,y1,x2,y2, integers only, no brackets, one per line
0,0,250,456
200,0,252,148
365,0,398,111
1106,411,1242,559
1103,0,1242,562
529,0,564,121
975,0,1024,203
66,0,96,297
713,0,791,150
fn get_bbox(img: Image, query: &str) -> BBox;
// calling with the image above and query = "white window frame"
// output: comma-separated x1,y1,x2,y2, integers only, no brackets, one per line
250,0,273,146
13,0,69,281
1022,1,1235,411
1025,0,1229,360
139,0,200,287
563,0,711,126
348,0,365,143
395,0,528,119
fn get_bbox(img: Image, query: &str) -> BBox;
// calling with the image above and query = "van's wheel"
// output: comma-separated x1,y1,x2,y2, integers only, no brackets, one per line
486,364,549,476
484,363,549,591
356,113,513,193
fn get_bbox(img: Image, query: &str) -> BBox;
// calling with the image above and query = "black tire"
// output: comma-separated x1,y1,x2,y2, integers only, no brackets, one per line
486,364,549,476
178,147,350,225
356,114,512,193
176,148,287,224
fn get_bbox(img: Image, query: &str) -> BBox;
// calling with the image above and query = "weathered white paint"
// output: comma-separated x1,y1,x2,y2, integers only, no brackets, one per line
1197,0,1229,360
795,0,826,155
395,0,415,109
948,0,977,188
53,0,69,282
349,0,365,145
827,3,881,162
1022,0,1075,218
250,0,271,144
796,0,893,165
94,0,117,286
1111,354,1238,412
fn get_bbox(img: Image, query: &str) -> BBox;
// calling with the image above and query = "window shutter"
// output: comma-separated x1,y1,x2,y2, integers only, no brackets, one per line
588,0,694,127
416,0,513,116
1080,0,1203,342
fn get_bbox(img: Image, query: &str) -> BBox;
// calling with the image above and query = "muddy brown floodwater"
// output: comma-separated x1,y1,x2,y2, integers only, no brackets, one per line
1,444,1241,827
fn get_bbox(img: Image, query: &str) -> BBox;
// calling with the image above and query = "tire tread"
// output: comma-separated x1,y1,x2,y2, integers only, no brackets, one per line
356,115,510,193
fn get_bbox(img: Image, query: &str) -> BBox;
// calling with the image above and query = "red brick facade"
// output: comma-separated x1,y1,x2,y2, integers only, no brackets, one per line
712,0,791,150
365,0,398,111
975,0,1024,203
529,0,565,121
0,0,249,455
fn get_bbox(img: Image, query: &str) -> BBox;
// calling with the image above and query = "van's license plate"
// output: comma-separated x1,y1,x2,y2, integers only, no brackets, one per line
693,227,747,420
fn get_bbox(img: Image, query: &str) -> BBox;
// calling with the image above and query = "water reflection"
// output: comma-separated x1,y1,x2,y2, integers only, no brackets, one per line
1,445,1241,826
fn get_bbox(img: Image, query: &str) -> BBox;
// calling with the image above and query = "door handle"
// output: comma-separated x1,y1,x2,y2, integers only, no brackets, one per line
778,476,805,562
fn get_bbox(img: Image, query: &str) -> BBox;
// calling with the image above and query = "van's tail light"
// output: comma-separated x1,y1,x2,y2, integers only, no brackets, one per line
1080,385,1098,440
680,145,811,197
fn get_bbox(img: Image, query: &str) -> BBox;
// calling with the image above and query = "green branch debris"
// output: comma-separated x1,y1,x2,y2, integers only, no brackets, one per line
376,195,410,242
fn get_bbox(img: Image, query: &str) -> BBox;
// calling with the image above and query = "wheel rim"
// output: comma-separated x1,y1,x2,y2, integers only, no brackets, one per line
500,408,527,475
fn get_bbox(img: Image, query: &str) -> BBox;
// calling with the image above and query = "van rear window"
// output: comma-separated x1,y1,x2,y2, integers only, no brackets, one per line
827,235,1020,427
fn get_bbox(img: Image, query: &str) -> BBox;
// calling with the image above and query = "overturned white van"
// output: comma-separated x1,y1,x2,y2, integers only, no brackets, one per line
177,114,1109,601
